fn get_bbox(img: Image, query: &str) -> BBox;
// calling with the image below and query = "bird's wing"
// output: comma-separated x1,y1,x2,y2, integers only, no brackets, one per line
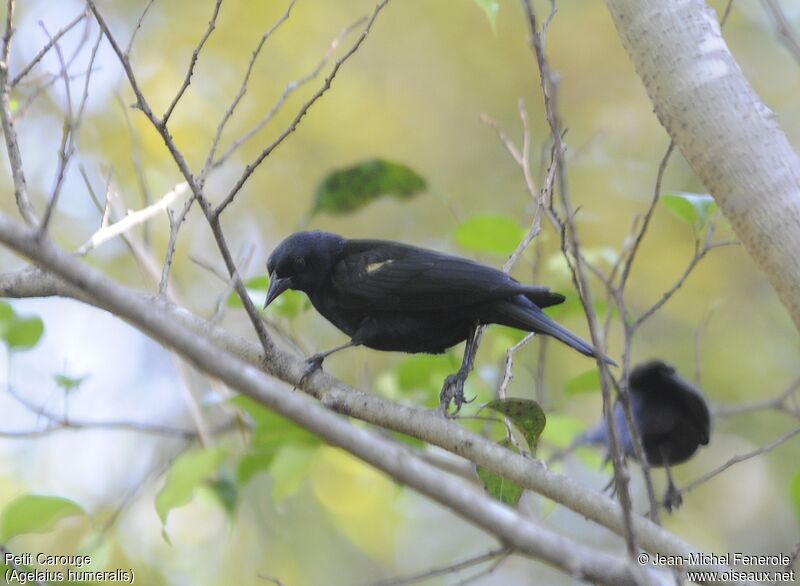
672,377,712,445
329,240,564,312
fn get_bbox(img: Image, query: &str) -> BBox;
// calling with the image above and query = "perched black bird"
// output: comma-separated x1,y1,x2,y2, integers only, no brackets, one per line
582,360,711,511
265,231,612,411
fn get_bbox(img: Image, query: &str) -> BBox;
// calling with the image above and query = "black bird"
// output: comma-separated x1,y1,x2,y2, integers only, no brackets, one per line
582,360,711,511
265,231,612,412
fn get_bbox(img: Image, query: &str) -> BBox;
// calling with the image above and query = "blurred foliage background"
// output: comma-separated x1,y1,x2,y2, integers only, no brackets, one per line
0,0,798,584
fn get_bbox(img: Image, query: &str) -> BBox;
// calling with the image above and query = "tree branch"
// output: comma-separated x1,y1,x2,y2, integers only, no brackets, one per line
0,262,737,581
0,211,658,586
0,0,38,226
604,0,800,332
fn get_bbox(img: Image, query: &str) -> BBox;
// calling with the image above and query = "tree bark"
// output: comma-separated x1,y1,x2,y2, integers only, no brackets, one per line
605,0,800,331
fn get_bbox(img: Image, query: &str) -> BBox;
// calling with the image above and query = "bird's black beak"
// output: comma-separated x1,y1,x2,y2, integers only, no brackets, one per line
264,273,291,308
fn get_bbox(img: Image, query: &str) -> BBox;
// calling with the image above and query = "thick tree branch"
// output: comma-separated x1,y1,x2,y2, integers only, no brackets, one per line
604,0,800,332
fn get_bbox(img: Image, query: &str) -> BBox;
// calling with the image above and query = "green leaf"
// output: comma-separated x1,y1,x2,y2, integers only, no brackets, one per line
662,192,717,228
472,0,500,31
312,159,427,216
454,214,525,256
0,300,14,326
53,374,89,393
477,440,523,505
233,396,321,487
1,313,44,351
237,451,276,485
227,276,269,308
484,398,546,452
233,396,321,449
207,477,238,517
269,445,316,504
226,276,308,319
565,370,600,395
1,494,85,541
790,470,800,525
155,446,228,531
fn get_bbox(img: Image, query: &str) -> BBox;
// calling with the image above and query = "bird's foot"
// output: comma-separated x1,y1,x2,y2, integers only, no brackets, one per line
662,481,683,513
297,353,325,388
438,369,475,417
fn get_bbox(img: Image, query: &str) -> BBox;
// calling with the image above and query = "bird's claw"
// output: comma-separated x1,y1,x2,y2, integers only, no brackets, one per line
601,475,617,496
663,482,683,513
297,353,325,388
439,370,475,417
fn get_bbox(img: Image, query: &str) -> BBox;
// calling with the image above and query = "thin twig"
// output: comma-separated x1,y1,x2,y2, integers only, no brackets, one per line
202,0,297,176
158,195,195,296
84,440,193,553
452,552,512,586
90,0,371,365
606,142,680,527
126,0,156,55
498,333,537,401
14,65,101,120
212,243,255,322
632,232,737,329
37,21,75,234
10,10,88,86
80,166,146,270
0,0,38,226
214,4,389,215
161,0,223,126
39,27,102,235
619,141,675,290
521,0,643,553
680,426,800,495
366,548,510,586
77,182,190,255
116,92,153,237
720,0,735,28
473,107,557,411
211,16,367,173
714,377,800,418
761,0,800,65
3,384,235,439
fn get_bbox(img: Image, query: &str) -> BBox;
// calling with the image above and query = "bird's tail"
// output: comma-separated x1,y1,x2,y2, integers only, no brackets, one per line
493,299,617,365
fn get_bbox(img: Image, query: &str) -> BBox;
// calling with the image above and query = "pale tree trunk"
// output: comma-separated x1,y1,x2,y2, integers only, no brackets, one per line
605,0,800,331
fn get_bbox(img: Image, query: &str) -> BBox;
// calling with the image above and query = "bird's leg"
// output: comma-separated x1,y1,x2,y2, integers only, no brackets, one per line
297,340,358,387
439,324,480,416
662,463,683,513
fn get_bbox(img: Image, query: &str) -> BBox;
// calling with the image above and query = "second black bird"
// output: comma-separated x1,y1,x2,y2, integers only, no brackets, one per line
265,230,611,411
582,360,711,511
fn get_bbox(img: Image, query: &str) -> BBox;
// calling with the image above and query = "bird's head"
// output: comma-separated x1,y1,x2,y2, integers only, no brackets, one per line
629,359,675,391
265,231,345,307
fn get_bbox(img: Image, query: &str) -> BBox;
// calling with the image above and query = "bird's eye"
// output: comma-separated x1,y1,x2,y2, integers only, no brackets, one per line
294,257,307,272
